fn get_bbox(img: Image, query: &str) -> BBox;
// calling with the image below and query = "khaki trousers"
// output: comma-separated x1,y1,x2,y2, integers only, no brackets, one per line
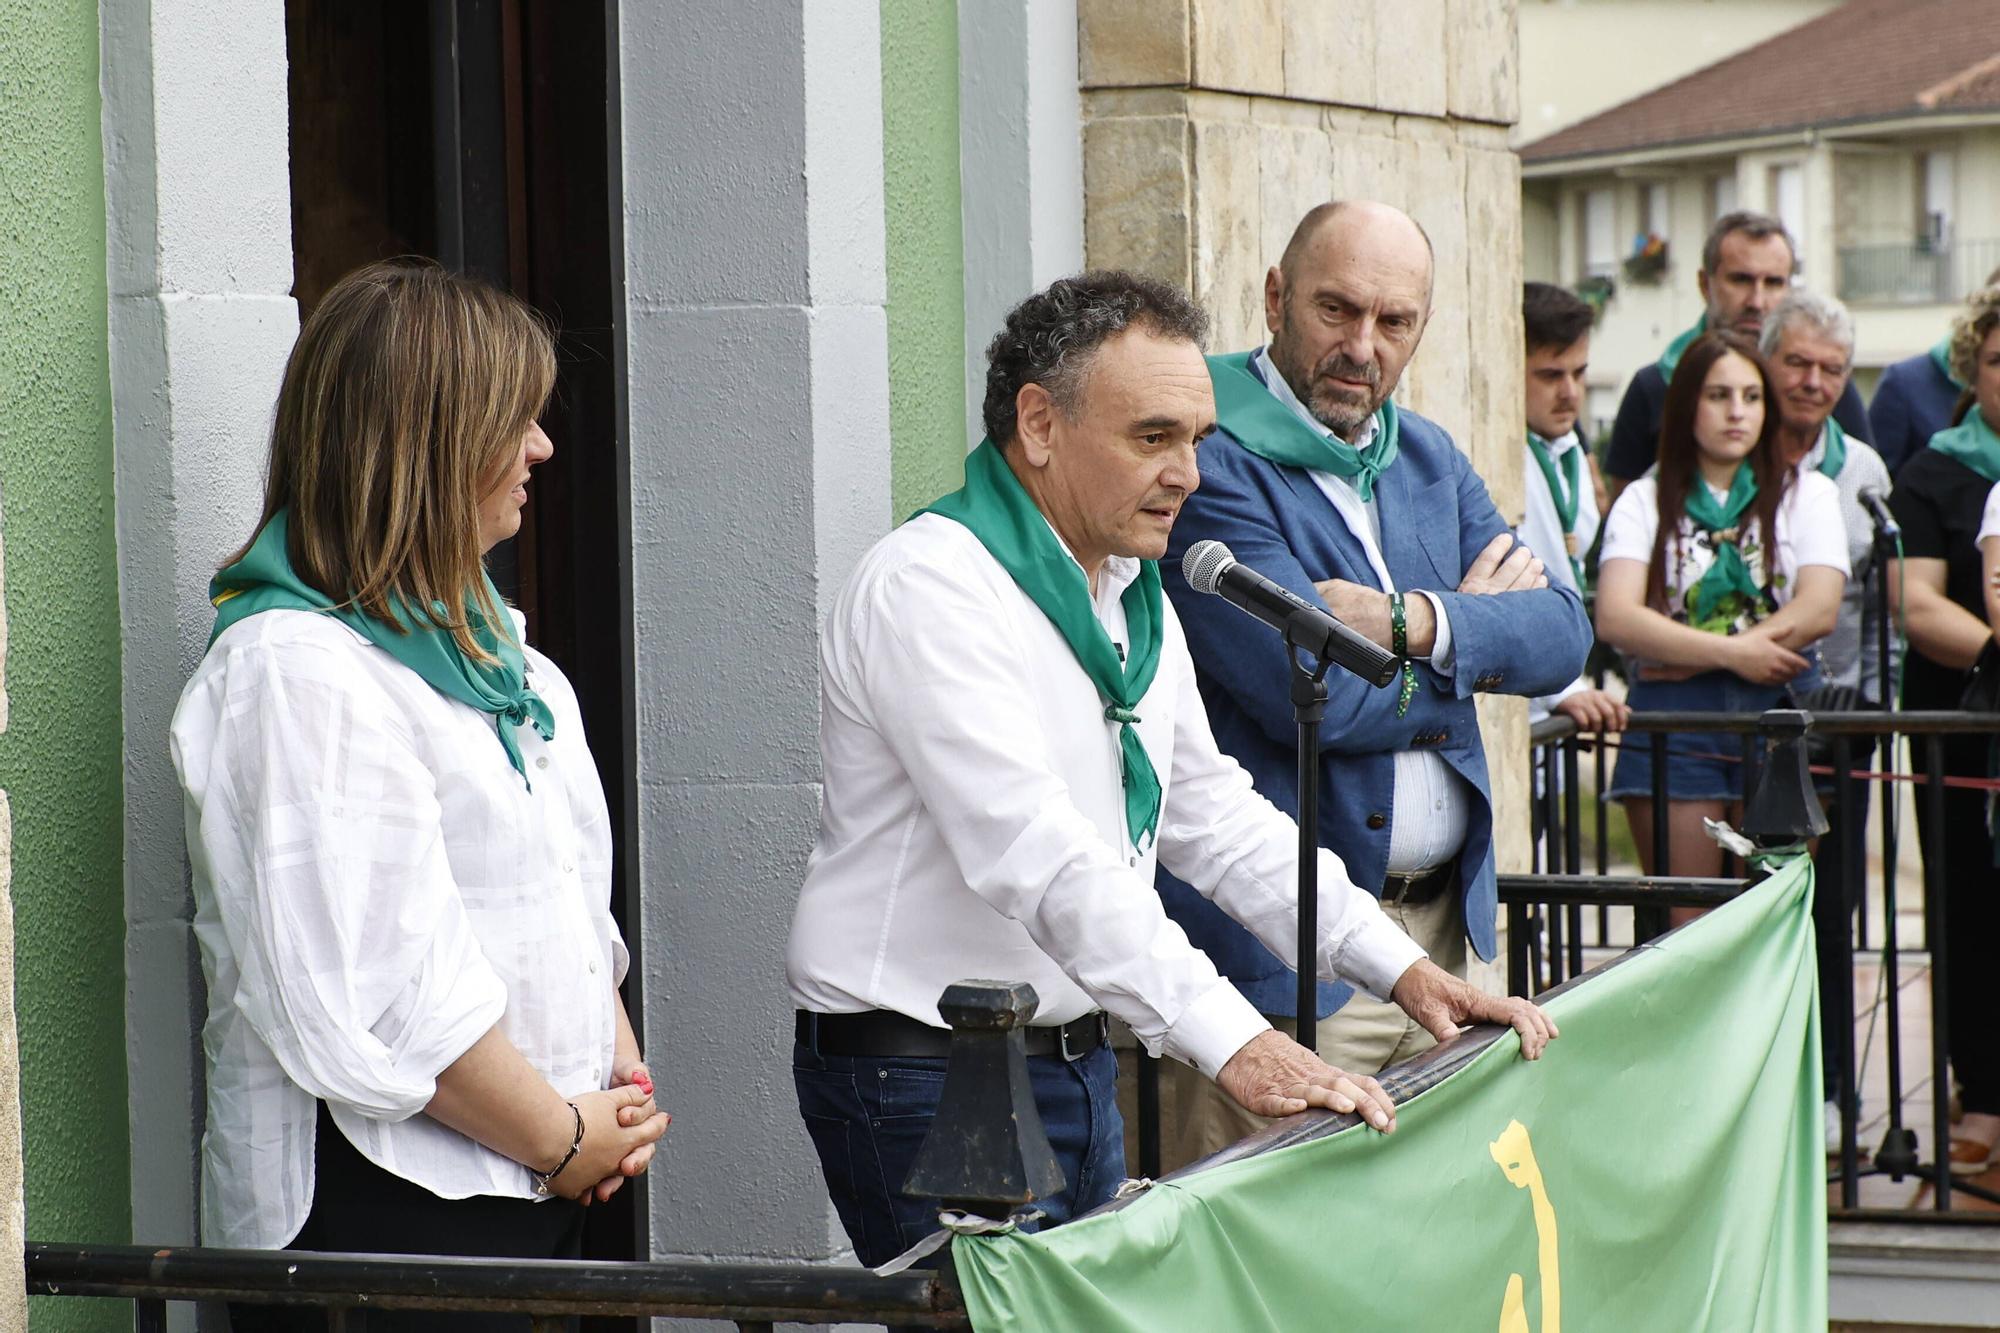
1155,891,1468,1174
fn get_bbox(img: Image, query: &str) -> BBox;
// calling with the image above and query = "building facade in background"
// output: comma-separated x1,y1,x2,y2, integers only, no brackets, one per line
1520,0,2000,436
1,3,1525,1329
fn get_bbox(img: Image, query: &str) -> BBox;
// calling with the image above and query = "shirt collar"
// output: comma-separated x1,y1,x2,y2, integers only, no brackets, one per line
1541,428,1580,457
1038,513,1141,604
1798,421,1832,476
1251,345,1380,453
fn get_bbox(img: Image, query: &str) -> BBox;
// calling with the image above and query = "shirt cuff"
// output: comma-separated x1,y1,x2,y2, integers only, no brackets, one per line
1162,979,1273,1080
1417,591,1455,673
1326,910,1428,1003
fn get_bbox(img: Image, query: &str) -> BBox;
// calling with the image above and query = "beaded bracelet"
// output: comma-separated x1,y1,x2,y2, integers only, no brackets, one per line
1388,594,1418,719
531,1101,585,1197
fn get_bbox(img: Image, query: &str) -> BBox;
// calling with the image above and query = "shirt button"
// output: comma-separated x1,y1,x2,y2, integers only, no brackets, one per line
562,860,576,874
587,959,598,974
536,757,550,770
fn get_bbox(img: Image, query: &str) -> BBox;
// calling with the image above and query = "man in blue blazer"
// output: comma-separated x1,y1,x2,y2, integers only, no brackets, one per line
1157,201,1593,1166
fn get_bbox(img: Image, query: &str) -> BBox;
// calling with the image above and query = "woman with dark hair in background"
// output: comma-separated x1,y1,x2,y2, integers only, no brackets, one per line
171,261,669,1331
1594,330,1847,921
1902,281,2000,1177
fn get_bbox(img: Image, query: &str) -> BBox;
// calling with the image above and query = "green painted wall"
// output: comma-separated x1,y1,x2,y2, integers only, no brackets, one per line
0,2,134,1328
880,0,968,517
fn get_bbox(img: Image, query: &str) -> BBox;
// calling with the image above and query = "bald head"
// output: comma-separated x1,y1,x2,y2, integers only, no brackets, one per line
1277,201,1434,294
1263,201,1435,440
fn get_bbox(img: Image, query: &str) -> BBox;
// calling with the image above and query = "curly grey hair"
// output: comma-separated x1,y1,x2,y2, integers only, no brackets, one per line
982,271,1209,446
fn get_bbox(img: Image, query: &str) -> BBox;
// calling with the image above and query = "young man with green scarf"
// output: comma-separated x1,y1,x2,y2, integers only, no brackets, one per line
1603,211,1870,498
1518,281,1627,734
787,272,1556,1271
1153,203,1590,1169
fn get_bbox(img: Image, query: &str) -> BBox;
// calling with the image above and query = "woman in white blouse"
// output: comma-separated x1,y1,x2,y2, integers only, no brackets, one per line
1595,330,1847,917
171,261,667,1329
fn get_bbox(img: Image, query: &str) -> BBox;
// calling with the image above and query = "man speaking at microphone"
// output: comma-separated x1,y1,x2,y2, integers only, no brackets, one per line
786,270,1554,1270
1156,201,1592,1169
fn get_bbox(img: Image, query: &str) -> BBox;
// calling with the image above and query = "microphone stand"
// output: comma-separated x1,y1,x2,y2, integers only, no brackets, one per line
1287,629,1334,1053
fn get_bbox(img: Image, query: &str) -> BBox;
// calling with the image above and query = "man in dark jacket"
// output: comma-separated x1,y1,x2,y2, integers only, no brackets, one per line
1601,211,1869,500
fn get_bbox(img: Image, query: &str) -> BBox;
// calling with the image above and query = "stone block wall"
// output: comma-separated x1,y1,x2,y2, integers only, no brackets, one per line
1079,0,1532,881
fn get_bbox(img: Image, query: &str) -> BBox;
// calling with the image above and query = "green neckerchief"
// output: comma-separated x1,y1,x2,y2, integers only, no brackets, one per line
209,508,555,785
1208,351,1402,501
1814,417,1848,481
1656,315,1709,379
1683,463,1765,624
1527,430,1587,588
1928,405,2000,484
917,441,1164,850
1930,336,1966,391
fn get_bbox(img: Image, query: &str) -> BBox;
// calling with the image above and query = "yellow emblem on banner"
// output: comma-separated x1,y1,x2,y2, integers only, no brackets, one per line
1490,1119,1560,1333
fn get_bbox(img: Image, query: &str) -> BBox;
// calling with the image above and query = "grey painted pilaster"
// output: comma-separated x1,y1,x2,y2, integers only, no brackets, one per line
100,0,298,1270
958,0,1085,443
617,0,891,1283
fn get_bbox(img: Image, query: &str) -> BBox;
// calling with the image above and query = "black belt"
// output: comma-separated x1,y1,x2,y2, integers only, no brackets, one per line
1381,862,1456,908
795,1008,1109,1062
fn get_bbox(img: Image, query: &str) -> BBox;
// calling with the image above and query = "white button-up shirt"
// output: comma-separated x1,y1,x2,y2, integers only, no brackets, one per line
1518,429,1600,723
786,513,1426,1078
1252,348,1472,873
171,609,627,1249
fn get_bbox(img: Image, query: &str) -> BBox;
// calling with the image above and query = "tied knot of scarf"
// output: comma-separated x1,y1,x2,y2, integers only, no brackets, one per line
1682,464,1766,625
1207,351,1401,501
919,442,1165,851
207,509,555,787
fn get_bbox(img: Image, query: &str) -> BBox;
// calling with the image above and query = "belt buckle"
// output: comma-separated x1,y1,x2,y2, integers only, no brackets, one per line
1058,1014,1102,1063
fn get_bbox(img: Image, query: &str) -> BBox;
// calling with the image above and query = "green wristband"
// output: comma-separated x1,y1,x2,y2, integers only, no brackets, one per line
1388,593,1417,719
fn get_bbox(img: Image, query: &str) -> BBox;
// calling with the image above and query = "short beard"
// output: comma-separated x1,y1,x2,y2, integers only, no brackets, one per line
1270,314,1384,440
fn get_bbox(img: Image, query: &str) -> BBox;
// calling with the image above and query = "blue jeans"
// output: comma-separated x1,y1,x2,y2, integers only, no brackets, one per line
792,1039,1125,1269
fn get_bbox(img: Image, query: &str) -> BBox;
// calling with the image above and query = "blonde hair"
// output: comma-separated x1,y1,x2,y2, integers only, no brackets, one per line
1947,283,2000,387
234,260,555,660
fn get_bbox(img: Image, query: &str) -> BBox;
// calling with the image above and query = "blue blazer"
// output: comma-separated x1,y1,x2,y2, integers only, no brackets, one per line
1160,405,1592,1019
1868,351,1962,478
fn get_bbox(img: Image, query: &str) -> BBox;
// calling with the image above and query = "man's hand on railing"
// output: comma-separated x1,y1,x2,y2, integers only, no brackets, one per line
1389,959,1559,1059
1554,688,1630,732
1215,1030,1398,1132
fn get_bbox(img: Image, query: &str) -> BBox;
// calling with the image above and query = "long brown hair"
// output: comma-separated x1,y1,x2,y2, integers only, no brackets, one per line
231,260,555,659
1647,329,1789,612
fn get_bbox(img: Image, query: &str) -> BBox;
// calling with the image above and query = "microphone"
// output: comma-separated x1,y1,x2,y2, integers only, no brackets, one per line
1181,541,1400,687
1858,488,1900,541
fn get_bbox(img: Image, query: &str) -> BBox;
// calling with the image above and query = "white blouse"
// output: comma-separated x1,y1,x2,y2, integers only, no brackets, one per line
171,608,627,1249
1599,471,1850,643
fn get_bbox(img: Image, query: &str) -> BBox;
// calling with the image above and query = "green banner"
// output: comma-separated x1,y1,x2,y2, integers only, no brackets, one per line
955,857,1824,1331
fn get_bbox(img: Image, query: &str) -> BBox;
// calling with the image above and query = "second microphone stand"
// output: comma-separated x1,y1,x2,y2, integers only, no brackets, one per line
1287,629,1335,1053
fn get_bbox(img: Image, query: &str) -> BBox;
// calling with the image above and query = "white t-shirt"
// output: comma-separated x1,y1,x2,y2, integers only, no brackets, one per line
1600,471,1850,637
1976,481,2000,546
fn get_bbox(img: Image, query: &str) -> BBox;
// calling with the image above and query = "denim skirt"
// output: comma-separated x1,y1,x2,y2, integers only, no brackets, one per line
1606,659,1820,802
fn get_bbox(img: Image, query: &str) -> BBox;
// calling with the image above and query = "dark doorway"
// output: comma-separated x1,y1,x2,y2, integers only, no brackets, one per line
285,0,643,1305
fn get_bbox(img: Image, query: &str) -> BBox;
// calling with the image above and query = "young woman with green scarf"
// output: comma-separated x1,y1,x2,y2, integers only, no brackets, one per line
1594,331,1848,918
1898,281,2000,1176
170,262,668,1330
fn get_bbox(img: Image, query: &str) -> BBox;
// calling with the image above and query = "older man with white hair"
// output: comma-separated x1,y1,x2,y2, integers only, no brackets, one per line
1759,287,1894,1151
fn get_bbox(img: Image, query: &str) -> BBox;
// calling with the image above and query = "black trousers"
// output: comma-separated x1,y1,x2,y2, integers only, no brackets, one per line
228,1103,585,1332
1911,734,2000,1117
